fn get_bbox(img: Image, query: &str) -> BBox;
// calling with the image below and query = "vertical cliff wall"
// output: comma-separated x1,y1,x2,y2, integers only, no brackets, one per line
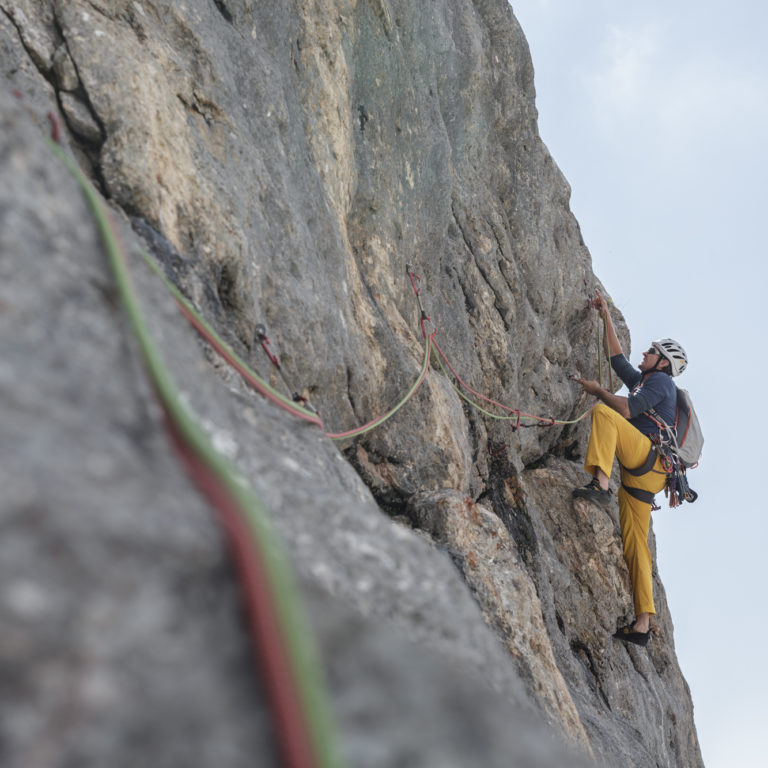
1,1,703,766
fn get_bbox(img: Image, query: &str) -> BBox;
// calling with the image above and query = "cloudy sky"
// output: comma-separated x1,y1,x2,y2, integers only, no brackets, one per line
508,1,768,766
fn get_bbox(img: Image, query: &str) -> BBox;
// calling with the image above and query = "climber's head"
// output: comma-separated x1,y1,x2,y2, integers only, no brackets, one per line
653,338,688,376
640,339,688,377
639,346,668,374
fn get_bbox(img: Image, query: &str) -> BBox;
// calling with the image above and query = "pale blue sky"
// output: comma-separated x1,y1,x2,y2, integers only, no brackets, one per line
509,2,768,766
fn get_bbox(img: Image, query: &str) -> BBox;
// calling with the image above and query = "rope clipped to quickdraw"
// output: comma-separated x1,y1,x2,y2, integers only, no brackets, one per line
407,264,593,430
407,264,432,339
245,264,433,440
254,323,321,416
46,136,346,768
430,336,522,429
255,324,281,369
151,253,599,444
142,255,324,428
248,271,431,440
146,249,599,446
143,254,432,441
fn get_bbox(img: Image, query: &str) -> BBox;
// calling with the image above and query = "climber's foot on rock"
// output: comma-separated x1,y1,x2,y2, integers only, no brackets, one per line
571,478,612,506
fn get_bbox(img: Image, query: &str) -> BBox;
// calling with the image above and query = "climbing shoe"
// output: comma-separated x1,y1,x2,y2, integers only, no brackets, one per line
571,478,613,506
612,624,651,647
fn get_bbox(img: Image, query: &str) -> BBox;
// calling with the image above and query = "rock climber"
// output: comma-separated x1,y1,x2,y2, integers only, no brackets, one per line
571,289,688,647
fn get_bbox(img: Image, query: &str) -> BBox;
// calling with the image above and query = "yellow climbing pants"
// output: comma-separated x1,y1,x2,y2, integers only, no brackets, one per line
584,403,667,617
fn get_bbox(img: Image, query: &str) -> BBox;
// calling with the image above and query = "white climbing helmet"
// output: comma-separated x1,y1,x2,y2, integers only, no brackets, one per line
652,338,688,377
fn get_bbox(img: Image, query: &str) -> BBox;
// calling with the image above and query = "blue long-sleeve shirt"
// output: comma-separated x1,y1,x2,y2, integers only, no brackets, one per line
610,354,677,435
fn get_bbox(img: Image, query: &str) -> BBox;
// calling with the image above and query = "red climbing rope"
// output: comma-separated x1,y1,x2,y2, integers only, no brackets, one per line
46,126,344,768
162,413,319,768
406,264,591,428
175,301,324,428
431,336,522,423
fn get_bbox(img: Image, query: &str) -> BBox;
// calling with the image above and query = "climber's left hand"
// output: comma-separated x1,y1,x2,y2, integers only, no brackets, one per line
575,378,602,396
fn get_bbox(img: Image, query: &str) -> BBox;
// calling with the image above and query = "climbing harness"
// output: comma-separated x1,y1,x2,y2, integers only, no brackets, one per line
47,134,346,768
620,411,699,509
646,409,699,507
620,439,664,509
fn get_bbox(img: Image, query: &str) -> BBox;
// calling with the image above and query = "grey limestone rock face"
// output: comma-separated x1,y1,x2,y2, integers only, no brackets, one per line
1,1,702,766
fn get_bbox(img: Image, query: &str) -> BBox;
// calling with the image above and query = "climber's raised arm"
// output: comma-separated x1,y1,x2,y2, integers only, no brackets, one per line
592,289,622,358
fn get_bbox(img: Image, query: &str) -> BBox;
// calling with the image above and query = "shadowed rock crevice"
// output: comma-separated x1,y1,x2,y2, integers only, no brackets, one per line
570,639,612,711
480,467,539,568
50,9,106,148
212,259,241,317
212,0,234,25
5,3,107,183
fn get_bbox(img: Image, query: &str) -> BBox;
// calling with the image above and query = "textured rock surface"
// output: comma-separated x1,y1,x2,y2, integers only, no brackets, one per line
1,1,702,766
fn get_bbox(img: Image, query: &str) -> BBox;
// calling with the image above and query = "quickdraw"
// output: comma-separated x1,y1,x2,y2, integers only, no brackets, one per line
420,275,594,431
623,432,697,509
40,104,603,454
254,323,321,416
648,415,699,506
407,264,432,339
255,324,281,369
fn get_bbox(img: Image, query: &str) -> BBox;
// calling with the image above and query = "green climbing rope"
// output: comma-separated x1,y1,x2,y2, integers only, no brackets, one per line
48,138,346,768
